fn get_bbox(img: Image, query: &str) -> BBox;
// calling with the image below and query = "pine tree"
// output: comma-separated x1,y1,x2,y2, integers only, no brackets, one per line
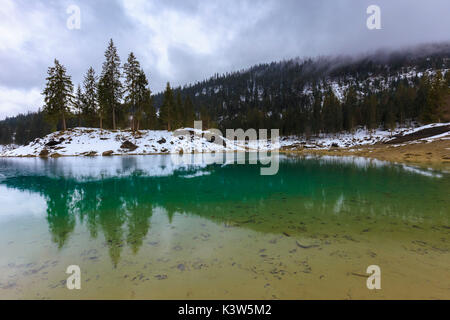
0,123,12,145
421,72,445,123
200,105,211,129
335,97,343,134
99,39,122,130
134,69,150,131
97,76,108,130
42,59,74,131
123,52,141,131
429,71,445,123
173,91,183,129
445,71,450,87
159,83,174,131
343,86,357,132
393,81,416,125
311,86,322,134
322,87,340,133
183,96,195,128
82,67,99,127
142,87,156,130
74,84,84,127
365,94,377,133
385,103,396,136
415,74,431,122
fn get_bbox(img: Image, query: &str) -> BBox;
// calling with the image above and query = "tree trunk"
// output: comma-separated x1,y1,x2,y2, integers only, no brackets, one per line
112,106,116,130
62,112,67,131
100,116,103,130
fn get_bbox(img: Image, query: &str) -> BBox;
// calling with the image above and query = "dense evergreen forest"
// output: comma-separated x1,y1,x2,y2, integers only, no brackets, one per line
1,42,450,145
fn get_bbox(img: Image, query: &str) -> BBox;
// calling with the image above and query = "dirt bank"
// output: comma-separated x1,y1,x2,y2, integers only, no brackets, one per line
282,138,450,169
386,124,450,144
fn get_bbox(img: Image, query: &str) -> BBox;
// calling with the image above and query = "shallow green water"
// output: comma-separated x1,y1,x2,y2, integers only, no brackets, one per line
0,154,449,299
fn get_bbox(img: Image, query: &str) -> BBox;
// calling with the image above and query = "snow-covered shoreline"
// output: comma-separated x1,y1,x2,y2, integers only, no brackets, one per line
279,122,450,150
0,123,449,158
0,128,250,158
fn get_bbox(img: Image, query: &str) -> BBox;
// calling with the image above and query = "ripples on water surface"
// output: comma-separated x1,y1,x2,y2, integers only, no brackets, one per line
0,154,449,299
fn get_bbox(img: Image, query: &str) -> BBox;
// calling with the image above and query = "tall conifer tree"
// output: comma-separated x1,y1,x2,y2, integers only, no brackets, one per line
160,83,174,131
74,84,84,127
82,67,99,127
42,59,74,131
183,96,195,128
99,39,122,129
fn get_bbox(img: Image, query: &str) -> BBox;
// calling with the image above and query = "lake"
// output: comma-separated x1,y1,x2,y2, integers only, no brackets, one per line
0,154,449,299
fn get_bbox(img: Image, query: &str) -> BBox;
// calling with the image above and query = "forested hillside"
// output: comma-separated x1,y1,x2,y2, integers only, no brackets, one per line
153,42,450,136
0,111,52,145
1,42,449,145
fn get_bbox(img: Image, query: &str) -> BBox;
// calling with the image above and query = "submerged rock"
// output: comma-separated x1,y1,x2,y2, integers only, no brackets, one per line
295,241,319,249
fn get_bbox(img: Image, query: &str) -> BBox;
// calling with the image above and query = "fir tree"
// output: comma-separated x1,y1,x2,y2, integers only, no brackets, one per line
385,105,396,136
183,96,195,128
174,91,183,129
159,83,175,131
429,71,446,122
0,123,12,145
134,69,150,131
322,87,340,133
420,72,445,123
42,59,74,131
343,86,357,133
97,75,108,130
74,84,84,127
200,105,212,129
99,39,122,130
335,97,343,134
445,71,450,87
415,74,431,122
312,86,322,134
142,87,156,130
82,67,99,127
123,52,141,131
364,94,378,133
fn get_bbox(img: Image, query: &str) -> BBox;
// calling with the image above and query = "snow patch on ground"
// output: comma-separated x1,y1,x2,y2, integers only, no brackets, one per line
0,144,18,154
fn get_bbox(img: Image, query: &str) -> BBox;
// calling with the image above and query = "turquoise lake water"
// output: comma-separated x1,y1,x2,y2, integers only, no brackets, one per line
0,154,449,299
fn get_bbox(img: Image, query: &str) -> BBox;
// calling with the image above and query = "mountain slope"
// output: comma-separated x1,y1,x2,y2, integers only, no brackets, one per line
154,42,450,134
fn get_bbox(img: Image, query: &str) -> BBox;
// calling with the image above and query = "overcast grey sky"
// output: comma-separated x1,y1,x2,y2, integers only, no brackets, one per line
0,0,449,120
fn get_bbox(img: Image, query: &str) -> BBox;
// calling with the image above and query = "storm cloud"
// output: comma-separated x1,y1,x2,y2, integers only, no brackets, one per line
1,0,449,119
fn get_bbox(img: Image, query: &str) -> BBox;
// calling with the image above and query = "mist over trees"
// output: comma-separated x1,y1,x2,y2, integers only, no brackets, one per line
1,41,450,145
